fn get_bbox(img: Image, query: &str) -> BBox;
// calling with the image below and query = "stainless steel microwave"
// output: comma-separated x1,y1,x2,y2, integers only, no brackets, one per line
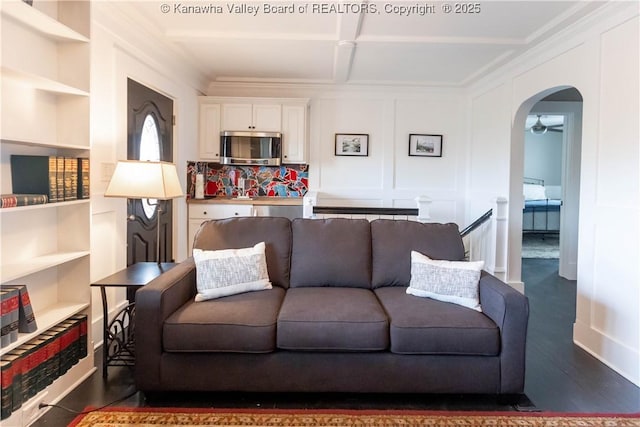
220,131,282,165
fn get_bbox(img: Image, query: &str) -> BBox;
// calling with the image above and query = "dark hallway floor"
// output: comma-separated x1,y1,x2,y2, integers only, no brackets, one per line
32,258,640,426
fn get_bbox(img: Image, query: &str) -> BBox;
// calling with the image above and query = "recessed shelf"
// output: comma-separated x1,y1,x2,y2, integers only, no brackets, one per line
0,138,90,151
0,250,90,283
0,199,90,214
1,1,89,43
1,66,89,96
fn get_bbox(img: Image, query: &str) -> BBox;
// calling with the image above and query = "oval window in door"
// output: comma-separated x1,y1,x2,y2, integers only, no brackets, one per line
139,113,161,219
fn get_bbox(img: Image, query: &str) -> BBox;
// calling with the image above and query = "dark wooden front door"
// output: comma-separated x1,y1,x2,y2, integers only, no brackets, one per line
126,78,174,266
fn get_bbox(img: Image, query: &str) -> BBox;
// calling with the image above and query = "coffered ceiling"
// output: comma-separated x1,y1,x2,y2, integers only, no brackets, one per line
124,1,607,87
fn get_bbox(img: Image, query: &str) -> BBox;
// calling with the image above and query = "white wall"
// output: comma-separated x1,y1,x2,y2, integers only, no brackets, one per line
468,4,639,385
524,130,563,187
90,3,205,347
208,84,469,224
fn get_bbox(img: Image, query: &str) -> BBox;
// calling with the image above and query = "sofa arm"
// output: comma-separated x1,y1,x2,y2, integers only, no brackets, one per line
135,258,196,390
479,271,529,394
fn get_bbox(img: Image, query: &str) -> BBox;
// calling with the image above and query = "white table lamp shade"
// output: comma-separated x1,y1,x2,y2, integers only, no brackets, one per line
105,160,183,199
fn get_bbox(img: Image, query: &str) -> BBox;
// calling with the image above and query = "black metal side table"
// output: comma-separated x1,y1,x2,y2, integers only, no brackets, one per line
91,262,177,378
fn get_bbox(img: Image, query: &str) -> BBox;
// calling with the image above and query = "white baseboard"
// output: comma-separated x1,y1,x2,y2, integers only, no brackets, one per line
574,320,640,387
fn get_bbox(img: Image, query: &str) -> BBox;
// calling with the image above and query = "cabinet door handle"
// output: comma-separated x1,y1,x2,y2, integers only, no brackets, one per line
203,211,207,215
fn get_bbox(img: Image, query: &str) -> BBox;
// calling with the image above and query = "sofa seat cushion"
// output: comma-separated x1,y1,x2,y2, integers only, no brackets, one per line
374,287,499,355
277,287,389,351
163,287,285,353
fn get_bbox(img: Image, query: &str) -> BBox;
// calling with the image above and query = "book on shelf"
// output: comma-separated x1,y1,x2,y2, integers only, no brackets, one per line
39,330,61,386
11,285,37,333
0,353,22,414
27,337,51,392
0,194,48,208
5,343,35,402
1,357,12,420
68,314,88,359
0,290,12,348
77,157,90,199
56,156,65,202
0,285,37,334
0,315,86,416
64,157,78,201
10,155,90,204
0,288,19,348
10,155,59,203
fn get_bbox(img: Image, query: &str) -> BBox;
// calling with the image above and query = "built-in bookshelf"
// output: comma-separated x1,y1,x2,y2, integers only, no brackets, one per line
0,1,93,425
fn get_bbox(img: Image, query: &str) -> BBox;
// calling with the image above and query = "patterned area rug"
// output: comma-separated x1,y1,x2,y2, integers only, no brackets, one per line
69,407,640,427
522,234,560,259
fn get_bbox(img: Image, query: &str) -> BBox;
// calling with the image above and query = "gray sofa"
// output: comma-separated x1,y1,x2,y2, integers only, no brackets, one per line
135,217,529,396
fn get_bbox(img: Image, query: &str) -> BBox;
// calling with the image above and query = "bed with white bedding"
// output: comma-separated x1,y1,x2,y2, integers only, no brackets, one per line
523,178,561,234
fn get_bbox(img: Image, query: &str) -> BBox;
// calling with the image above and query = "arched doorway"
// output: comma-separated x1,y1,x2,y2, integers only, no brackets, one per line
507,86,583,287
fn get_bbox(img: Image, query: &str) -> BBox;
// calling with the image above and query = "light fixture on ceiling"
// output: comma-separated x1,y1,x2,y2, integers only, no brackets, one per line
105,160,184,266
530,115,548,135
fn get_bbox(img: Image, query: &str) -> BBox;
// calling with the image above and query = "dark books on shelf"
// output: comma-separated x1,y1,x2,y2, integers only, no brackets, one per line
10,155,58,203
0,194,48,208
68,314,88,359
77,157,90,199
0,314,88,418
0,353,22,414
64,157,78,201
13,285,37,333
0,288,19,348
1,358,14,419
0,285,37,336
56,156,65,202
9,155,90,204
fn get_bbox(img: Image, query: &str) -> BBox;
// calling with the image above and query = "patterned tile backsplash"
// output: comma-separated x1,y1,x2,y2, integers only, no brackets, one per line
187,162,309,198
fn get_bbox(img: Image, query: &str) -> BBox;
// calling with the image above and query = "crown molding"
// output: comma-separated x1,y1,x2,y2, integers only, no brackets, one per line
93,1,210,93
468,1,639,98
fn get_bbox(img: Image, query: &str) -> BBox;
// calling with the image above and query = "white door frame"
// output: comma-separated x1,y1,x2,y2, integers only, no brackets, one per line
507,86,583,288
528,101,583,280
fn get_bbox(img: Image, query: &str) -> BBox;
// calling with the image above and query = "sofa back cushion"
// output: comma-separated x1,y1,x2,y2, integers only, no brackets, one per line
193,217,292,288
371,220,465,288
290,218,371,288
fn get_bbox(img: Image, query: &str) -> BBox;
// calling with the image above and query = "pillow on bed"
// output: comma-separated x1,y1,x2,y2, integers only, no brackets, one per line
523,183,546,200
193,242,272,302
407,251,483,312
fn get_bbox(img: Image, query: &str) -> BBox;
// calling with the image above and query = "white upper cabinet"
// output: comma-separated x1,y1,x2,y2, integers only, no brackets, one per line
199,102,221,161
199,97,310,163
222,103,281,132
281,103,308,164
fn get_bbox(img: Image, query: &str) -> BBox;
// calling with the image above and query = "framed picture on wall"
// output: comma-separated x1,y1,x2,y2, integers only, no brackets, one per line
335,133,369,156
409,134,443,157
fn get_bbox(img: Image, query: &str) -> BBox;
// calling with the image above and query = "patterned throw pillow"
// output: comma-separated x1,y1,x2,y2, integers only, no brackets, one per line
407,251,484,312
193,242,271,302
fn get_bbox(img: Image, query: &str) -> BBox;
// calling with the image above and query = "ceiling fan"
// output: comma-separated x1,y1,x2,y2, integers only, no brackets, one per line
528,115,564,134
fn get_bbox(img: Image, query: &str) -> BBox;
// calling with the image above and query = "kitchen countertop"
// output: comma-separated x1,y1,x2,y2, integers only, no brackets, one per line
188,197,303,206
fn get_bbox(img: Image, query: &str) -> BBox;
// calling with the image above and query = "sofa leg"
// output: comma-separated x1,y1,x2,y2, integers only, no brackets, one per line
497,394,539,411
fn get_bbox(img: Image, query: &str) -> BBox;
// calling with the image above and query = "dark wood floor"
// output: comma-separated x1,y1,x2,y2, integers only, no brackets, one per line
33,258,640,426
